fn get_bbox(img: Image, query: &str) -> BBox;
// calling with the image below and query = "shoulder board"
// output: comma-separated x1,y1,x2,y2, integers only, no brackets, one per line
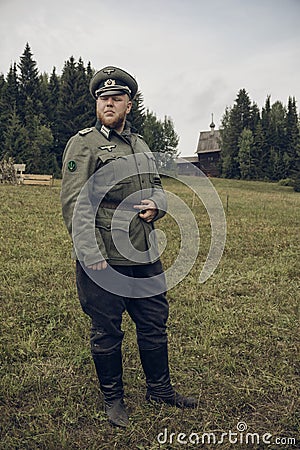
79,127,93,136
137,134,145,140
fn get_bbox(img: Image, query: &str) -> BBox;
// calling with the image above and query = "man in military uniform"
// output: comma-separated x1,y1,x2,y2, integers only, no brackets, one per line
61,66,197,428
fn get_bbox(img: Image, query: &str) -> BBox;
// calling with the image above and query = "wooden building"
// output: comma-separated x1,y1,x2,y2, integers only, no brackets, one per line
175,156,200,176
195,117,221,177
175,117,221,177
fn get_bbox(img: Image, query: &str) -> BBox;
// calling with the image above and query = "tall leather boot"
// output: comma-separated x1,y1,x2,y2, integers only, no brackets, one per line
139,343,198,409
92,350,129,427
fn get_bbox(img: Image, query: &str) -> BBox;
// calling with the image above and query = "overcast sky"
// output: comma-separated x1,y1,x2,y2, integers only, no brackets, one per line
1,0,299,155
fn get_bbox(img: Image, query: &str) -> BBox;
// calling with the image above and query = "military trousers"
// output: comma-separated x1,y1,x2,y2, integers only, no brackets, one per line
75,260,169,355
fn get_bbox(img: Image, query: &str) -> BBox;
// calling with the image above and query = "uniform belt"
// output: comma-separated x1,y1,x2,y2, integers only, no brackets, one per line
100,200,137,211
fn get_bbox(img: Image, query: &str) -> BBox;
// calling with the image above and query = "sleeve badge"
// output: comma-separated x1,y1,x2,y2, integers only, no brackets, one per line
67,160,77,172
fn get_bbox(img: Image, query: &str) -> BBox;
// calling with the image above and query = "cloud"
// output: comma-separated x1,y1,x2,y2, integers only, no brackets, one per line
1,0,300,155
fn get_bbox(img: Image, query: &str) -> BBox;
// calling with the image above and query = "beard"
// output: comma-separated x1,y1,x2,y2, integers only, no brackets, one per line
97,110,126,131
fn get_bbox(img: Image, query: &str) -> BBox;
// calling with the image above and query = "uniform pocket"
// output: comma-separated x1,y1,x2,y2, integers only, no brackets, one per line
97,153,132,186
97,216,131,261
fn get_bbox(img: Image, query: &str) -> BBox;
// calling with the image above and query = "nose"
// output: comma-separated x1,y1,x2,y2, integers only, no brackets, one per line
105,97,114,106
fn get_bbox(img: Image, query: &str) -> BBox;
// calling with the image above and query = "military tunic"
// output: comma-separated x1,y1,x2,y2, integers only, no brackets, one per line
61,122,167,267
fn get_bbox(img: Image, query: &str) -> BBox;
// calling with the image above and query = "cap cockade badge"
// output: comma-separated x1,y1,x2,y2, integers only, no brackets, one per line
104,79,116,87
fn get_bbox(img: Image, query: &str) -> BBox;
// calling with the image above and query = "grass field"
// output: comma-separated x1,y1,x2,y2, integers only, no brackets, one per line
0,177,299,450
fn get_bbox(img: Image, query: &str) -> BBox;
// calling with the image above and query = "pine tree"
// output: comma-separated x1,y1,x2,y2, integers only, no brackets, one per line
238,128,255,179
57,56,79,152
57,56,95,158
253,121,265,179
286,97,300,190
160,115,179,171
18,43,41,124
270,101,287,179
128,91,145,134
269,147,282,181
34,123,54,172
142,110,164,153
261,96,272,179
0,65,19,147
219,107,234,178
83,60,96,126
76,58,95,127
39,72,51,124
292,150,300,192
220,89,252,178
235,88,252,130
0,73,6,147
3,107,30,162
47,67,61,173
285,97,300,178
4,64,19,114
86,61,94,80
249,102,261,131
16,43,53,172
48,68,60,127
142,111,179,172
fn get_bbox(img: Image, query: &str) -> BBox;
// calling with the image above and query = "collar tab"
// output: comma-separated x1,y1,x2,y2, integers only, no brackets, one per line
100,125,111,140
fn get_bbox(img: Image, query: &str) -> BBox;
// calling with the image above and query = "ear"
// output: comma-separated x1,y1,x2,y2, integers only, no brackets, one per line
126,100,133,114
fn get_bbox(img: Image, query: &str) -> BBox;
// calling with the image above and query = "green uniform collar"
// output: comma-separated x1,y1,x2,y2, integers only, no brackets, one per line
95,120,134,142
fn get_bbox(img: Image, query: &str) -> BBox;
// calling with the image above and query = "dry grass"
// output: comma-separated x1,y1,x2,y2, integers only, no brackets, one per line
0,177,299,449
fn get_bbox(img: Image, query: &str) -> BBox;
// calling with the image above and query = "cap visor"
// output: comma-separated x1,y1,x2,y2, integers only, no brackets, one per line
98,88,129,98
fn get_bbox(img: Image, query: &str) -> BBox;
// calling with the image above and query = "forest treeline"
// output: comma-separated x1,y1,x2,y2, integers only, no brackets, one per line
219,89,300,187
0,44,299,189
0,43,179,176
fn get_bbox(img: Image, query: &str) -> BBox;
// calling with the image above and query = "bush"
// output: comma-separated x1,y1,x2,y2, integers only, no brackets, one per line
0,156,17,184
293,177,300,192
277,178,294,186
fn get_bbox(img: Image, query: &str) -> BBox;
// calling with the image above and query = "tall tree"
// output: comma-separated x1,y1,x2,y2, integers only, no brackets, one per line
3,107,30,162
238,128,255,179
142,111,179,172
261,96,273,179
0,65,19,147
128,91,145,134
219,106,233,178
0,73,6,146
75,57,95,127
39,72,51,124
143,110,164,153
249,102,261,131
18,43,41,124
235,88,252,130
160,115,179,171
285,97,300,177
47,67,61,174
220,89,252,178
57,56,79,152
47,68,60,127
4,63,19,114
270,101,287,179
57,56,94,158
252,121,265,179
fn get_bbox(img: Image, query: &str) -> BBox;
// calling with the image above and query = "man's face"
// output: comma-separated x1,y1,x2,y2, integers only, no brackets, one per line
96,94,132,132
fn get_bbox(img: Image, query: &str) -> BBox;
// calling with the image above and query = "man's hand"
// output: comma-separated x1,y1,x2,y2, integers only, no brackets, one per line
134,199,158,223
87,260,108,271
